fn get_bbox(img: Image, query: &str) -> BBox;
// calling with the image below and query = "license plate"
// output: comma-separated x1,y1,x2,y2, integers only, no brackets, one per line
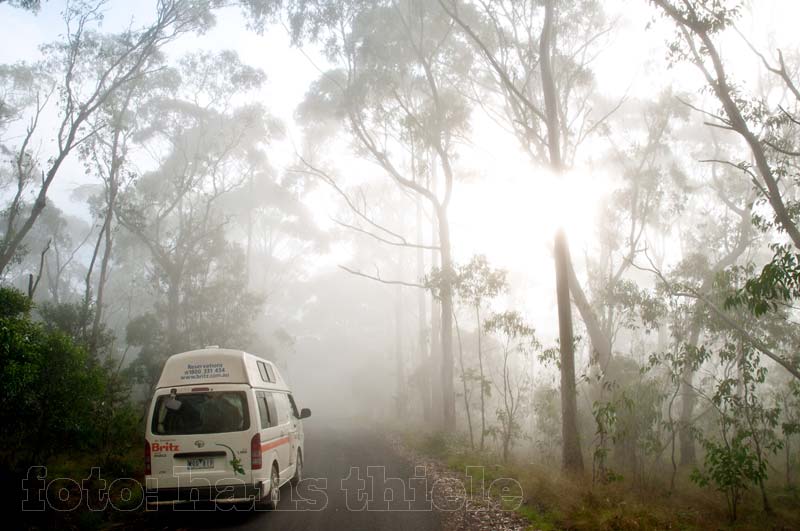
186,458,214,470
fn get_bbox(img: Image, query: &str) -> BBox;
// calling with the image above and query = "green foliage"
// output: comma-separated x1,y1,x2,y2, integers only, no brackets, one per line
656,0,743,49
484,310,535,341
419,431,451,459
691,432,760,522
454,254,507,307
595,279,665,334
532,385,562,455
690,341,783,520
726,245,800,317
178,241,265,349
0,286,141,479
123,242,264,393
424,265,455,301
591,380,632,485
0,285,31,317
0,286,104,470
483,310,537,460
780,381,800,440
123,313,167,389
37,300,115,356
0,0,45,11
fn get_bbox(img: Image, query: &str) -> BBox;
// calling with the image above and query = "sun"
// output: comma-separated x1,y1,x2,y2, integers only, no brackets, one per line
450,159,612,274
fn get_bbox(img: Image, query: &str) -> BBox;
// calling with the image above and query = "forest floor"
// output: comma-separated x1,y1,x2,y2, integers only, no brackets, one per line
397,430,800,531
14,423,799,530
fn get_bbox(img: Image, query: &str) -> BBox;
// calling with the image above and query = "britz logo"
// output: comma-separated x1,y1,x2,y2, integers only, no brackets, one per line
152,442,180,452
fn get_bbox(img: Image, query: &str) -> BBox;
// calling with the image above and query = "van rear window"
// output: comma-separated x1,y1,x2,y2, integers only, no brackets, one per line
151,391,250,435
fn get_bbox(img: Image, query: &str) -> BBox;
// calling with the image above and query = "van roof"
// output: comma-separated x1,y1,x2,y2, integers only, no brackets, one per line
155,348,289,391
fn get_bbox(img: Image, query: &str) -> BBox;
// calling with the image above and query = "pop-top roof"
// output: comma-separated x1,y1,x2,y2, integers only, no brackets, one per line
155,348,288,391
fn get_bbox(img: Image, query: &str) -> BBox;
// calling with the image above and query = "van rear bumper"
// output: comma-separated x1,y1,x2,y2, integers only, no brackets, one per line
145,482,265,506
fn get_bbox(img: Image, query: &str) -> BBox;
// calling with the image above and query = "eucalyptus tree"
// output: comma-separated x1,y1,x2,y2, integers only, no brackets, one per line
21,205,91,304
116,50,271,355
638,141,759,468
651,1,800,377
438,0,616,473
78,64,178,356
0,0,45,9
484,310,538,462
0,0,221,277
651,0,800,248
577,93,689,370
641,1,800,471
454,255,507,450
286,0,478,429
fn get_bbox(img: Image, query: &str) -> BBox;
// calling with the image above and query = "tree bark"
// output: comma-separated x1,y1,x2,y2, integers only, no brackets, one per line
395,282,407,415
417,195,432,422
430,208,443,425
453,310,475,448
166,272,181,354
540,0,583,473
567,259,612,368
438,204,456,430
555,229,584,474
652,0,800,249
89,96,129,356
678,322,701,466
477,305,486,450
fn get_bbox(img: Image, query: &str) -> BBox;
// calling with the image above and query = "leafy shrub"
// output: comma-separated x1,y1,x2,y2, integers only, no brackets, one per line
0,286,104,471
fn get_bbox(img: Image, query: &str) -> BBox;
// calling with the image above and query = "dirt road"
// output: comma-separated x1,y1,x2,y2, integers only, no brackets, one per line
145,420,442,531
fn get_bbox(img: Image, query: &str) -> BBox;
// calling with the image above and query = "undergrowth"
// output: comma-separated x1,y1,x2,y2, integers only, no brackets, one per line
403,431,800,531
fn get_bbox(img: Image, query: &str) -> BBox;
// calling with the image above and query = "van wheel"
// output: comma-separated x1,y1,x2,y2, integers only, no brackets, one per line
265,464,280,510
291,452,302,486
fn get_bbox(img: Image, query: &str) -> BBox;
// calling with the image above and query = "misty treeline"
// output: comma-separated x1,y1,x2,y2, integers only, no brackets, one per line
1,0,799,524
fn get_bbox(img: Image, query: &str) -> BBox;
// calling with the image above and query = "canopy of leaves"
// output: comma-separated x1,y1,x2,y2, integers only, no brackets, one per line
0,287,104,470
726,245,800,317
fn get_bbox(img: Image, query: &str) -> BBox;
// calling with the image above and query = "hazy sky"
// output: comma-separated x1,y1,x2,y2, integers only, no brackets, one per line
2,0,799,349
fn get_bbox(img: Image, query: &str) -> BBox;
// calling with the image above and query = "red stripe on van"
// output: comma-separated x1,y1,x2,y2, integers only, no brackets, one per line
260,436,290,453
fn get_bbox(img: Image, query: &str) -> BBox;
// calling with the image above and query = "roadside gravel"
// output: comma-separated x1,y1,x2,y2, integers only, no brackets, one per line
389,436,536,531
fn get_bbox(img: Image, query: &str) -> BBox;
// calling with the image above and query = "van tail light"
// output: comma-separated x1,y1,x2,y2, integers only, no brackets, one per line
145,440,152,475
251,433,262,470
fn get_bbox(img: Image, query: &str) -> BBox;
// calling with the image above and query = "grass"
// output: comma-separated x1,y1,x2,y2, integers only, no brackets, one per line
16,445,147,530
403,431,800,531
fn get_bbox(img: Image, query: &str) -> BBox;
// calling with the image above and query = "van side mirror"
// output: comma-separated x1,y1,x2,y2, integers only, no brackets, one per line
300,408,311,419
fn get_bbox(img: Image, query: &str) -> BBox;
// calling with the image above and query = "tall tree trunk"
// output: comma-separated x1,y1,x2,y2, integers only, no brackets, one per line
541,0,583,473
89,205,114,355
428,214,444,426
438,205,456,430
395,282,406,415
477,305,486,450
679,201,752,465
245,171,254,285
679,322,701,466
567,260,612,368
166,273,181,354
555,229,584,474
453,310,475,449
83,222,104,337
417,195,432,422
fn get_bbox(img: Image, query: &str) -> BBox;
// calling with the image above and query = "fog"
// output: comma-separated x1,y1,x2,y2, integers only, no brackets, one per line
2,0,800,529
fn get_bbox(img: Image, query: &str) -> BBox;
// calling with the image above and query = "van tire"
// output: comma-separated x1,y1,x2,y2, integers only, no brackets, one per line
291,451,302,486
265,464,280,510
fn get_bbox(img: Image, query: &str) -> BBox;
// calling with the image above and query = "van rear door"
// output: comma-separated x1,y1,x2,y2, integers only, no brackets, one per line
147,385,254,496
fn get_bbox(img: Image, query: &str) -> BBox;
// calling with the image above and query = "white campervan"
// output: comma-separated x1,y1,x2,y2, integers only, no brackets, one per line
144,348,310,508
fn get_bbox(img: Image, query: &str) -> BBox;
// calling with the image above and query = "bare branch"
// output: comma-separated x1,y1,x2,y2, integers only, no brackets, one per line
631,251,800,381
332,218,440,250
338,264,427,289
28,238,51,299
